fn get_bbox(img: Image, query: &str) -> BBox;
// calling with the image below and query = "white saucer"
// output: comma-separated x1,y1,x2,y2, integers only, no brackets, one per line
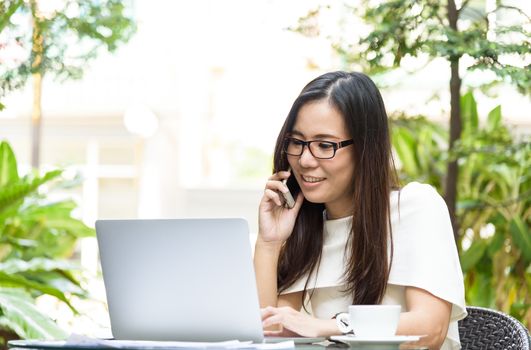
330,335,421,348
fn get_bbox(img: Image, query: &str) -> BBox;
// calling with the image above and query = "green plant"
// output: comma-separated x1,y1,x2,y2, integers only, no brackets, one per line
391,92,530,325
0,140,95,342
390,114,448,190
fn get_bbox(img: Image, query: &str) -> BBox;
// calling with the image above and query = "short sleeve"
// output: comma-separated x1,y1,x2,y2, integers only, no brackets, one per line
388,182,467,322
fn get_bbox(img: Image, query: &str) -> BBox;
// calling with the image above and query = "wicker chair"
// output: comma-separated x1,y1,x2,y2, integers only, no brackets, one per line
458,306,530,349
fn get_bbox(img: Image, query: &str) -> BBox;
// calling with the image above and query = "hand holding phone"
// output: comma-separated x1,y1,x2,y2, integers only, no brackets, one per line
281,169,296,209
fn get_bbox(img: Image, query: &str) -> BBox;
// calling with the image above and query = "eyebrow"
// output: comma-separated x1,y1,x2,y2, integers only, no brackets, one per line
289,130,342,140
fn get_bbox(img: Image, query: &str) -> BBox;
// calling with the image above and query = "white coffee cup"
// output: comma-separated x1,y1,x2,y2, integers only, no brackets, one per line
348,304,401,337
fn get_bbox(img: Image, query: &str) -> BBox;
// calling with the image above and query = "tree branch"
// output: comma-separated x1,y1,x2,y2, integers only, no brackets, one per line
0,0,23,33
427,2,446,26
458,0,472,14
435,11,445,26
493,5,531,22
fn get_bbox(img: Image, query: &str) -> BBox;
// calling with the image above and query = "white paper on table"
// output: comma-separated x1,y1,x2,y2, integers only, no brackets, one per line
247,341,295,350
62,334,295,349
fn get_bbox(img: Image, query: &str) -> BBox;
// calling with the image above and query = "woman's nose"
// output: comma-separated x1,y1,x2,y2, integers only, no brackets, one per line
298,145,319,168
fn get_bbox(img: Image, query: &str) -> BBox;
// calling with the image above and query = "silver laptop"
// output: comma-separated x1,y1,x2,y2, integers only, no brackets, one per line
95,218,264,342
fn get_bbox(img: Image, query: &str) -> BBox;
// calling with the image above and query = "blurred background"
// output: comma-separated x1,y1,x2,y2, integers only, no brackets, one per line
0,0,529,342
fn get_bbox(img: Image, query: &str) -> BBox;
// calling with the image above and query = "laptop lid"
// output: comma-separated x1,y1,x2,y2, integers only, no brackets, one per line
95,218,264,342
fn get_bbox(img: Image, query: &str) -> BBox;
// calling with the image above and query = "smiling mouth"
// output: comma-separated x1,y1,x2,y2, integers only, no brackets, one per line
302,176,325,183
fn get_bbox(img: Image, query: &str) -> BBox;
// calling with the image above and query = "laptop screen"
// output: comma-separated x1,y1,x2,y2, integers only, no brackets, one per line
96,218,264,342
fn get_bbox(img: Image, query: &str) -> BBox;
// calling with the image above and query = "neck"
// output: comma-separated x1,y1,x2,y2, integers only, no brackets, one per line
325,205,352,220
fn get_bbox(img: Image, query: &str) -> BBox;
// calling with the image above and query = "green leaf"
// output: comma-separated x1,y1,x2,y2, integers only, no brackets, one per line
416,128,433,172
486,105,502,133
20,204,77,229
392,128,418,175
457,198,482,210
509,217,531,263
0,258,84,295
0,288,67,340
488,164,515,191
0,237,38,249
0,181,38,214
461,91,479,136
0,170,62,213
487,230,505,258
510,301,530,321
0,141,19,187
0,258,79,275
0,271,77,313
467,271,495,307
42,218,94,238
22,271,85,296
21,201,94,238
461,240,487,272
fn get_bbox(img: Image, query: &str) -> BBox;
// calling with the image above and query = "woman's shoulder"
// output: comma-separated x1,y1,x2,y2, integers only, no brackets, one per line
392,181,446,210
390,181,451,226
397,181,442,198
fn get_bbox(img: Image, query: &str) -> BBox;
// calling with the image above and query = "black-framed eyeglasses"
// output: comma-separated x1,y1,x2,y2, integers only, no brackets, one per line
282,137,354,159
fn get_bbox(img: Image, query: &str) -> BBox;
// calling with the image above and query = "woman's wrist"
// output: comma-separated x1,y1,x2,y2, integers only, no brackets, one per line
255,235,284,250
316,319,343,337
254,236,283,268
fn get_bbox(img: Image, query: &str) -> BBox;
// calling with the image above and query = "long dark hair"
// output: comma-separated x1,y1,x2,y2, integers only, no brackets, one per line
273,71,398,306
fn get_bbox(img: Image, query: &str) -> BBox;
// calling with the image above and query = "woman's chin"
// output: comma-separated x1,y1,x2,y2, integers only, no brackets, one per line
301,193,326,204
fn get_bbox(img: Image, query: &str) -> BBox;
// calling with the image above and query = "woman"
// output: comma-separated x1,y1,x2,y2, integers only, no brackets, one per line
254,71,466,349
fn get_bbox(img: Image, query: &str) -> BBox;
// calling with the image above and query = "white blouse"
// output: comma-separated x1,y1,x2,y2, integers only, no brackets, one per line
280,182,467,349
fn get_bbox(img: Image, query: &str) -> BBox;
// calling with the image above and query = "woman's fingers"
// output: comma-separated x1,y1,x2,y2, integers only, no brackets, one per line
263,189,283,207
265,179,290,194
267,171,291,182
263,329,299,337
260,306,321,338
262,171,298,211
260,306,275,320
263,330,284,337
261,307,296,328
262,313,285,328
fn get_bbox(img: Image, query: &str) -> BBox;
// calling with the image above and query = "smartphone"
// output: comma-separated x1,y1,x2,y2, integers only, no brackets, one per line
281,168,296,209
